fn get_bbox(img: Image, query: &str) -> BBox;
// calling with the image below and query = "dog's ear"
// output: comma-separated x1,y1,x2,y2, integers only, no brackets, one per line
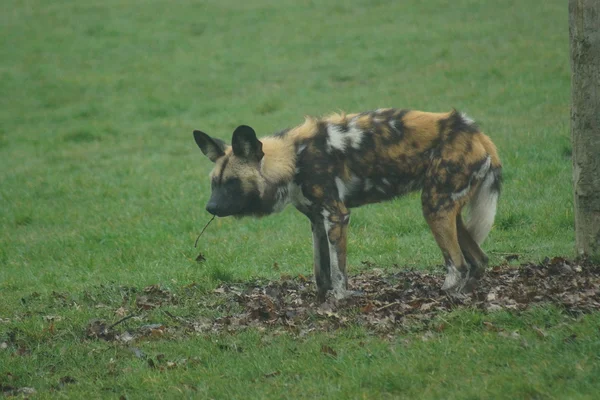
193,130,228,163
231,125,264,162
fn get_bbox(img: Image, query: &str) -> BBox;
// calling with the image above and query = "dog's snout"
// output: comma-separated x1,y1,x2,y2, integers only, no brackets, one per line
205,202,219,216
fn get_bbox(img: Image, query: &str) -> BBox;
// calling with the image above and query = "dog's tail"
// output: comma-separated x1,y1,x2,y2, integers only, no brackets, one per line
466,165,502,245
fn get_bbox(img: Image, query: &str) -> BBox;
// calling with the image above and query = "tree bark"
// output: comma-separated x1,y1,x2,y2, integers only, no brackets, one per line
569,0,600,258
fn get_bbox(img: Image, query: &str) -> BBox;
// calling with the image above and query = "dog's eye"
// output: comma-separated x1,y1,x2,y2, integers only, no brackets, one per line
224,178,241,188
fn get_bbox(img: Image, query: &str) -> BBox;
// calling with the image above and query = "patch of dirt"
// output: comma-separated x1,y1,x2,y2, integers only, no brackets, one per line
200,257,600,335
84,257,600,339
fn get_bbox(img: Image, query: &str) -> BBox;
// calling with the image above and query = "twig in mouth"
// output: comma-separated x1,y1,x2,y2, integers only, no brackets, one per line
195,215,216,248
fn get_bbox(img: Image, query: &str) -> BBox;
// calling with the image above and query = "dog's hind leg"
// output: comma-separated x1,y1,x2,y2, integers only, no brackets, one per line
456,213,488,279
424,208,471,294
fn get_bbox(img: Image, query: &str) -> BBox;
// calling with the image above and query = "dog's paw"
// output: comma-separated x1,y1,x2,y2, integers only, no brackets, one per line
332,289,362,300
441,265,470,294
469,265,486,280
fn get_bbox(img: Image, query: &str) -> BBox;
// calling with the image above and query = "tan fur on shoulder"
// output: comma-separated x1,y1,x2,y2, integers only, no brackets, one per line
259,137,296,184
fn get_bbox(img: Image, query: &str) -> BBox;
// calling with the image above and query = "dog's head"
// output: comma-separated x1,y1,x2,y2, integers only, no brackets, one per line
193,125,266,217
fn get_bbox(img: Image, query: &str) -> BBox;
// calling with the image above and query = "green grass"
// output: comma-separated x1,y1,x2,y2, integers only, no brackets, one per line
1,0,592,398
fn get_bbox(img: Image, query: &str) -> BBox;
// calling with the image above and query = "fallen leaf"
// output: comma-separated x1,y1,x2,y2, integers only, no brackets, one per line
17,346,29,356
86,319,115,341
421,331,436,342
130,347,146,359
360,302,375,314
139,324,166,338
118,332,135,343
135,296,158,310
483,321,499,331
320,345,337,358
532,326,547,339
59,376,76,386
264,371,281,378
166,361,177,369
115,307,128,317
0,385,16,395
563,334,577,343
194,258,600,336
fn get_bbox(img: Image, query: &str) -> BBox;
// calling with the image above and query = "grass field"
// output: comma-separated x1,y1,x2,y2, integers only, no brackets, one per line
2,0,598,398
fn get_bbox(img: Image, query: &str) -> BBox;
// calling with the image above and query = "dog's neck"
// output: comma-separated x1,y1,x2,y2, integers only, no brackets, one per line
254,117,322,215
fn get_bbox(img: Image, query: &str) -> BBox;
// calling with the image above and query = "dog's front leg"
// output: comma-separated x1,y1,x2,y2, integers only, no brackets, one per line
309,214,332,302
322,204,351,300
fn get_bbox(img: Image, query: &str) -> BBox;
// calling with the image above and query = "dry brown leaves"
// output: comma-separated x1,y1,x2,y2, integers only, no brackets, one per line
84,258,599,340
199,257,600,335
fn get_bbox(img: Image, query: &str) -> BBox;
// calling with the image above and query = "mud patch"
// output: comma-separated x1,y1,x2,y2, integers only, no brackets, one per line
83,258,600,340
201,257,600,334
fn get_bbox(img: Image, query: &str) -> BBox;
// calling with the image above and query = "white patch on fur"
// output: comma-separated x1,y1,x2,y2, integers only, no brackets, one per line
451,156,491,201
335,175,362,201
382,178,391,186
326,121,364,153
376,186,386,194
451,186,470,201
271,185,290,213
467,171,498,245
272,182,311,213
364,179,373,191
346,120,364,149
441,263,468,292
335,177,347,200
326,124,347,152
474,156,491,179
461,112,475,126
322,210,346,298
390,120,400,133
290,183,311,208
296,144,307,155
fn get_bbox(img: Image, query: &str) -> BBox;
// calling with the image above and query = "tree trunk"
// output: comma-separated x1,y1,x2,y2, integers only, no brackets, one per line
569,0,600,258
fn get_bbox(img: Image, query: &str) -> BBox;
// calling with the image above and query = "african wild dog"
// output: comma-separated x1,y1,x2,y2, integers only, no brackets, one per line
193,109,502,301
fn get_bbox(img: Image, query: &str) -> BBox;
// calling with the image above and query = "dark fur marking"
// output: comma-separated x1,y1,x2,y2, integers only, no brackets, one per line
490,167,503,193
440,110,479,144
216,157,229,185
273,128,291,137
